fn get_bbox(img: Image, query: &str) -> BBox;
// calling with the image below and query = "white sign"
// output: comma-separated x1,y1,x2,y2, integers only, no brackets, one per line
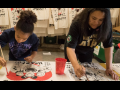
94,45,100,55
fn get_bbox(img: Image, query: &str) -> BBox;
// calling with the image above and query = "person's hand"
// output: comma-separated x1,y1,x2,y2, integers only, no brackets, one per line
24,56,33,63
0,56,6,67
73,64,86,78
105,68,119,81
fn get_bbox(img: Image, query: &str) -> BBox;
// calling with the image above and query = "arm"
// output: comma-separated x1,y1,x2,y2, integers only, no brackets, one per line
31,51,37,59
65,20,86,77
104,47,113,69
0,29,11,66
103,23,119,80
67,47,86,77
66,47,79,68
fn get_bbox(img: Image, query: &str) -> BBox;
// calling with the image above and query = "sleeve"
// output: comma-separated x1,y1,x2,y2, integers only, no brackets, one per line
66,21,80,49
31,35,39,51
0,30,10,47
103,23,113,48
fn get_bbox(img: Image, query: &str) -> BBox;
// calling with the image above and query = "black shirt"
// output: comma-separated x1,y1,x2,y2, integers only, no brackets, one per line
65,20,112,54
0,28,39,61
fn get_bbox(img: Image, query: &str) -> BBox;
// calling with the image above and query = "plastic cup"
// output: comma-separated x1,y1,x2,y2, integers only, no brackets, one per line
55,58,67,75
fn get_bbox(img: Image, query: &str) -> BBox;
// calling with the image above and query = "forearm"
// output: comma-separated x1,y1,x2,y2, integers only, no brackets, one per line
66,47,79,68
104,47,113,69
31,51,37,59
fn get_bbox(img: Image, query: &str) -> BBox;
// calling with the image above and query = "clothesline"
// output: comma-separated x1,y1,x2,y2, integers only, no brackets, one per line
0,8,119,37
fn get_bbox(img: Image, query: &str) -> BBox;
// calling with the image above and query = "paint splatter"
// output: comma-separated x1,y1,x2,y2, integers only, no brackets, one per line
6,61,52,81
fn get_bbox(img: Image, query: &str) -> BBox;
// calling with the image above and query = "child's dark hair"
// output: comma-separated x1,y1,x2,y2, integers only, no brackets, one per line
16,10,37,34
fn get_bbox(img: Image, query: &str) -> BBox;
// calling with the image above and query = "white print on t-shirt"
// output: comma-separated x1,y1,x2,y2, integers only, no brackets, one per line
79,34,97,47
51,8,68,29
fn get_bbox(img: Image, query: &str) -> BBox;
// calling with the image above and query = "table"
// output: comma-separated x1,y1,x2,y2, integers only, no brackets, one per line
0,61,119,81
100,63,120,80
66,62,119,81
0,61,73,81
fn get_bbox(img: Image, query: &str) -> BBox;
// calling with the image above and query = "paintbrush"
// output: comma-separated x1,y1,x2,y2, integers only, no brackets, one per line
85,73,89,81
79,62,89,81
0,45,9,76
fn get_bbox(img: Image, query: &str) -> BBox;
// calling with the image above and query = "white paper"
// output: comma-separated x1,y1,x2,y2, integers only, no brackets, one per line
43,52,51,55
94,45,100,55
0,61,73,81
66,62,116,81
112,63,120,74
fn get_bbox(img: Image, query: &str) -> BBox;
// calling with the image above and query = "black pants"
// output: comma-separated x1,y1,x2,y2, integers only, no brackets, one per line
64,48,93,63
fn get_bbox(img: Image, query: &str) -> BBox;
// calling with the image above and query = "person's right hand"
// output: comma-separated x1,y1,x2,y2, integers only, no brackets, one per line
0,56,6,67
73,64,86,78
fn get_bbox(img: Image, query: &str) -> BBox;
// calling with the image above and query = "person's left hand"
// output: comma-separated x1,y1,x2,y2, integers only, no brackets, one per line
105,69,119,81
24,56,33,63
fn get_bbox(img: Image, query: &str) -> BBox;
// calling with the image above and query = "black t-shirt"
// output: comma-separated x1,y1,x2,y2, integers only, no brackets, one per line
65,20,112,54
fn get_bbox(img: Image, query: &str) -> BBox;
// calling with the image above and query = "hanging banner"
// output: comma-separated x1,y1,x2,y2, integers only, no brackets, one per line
68,8,83,28
30,8,49,20
0,8,9,26
51,8,69,29
110,8,119,25
8,8,28,28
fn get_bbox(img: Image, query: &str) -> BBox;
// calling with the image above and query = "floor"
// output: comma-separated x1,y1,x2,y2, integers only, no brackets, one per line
1,43,104,64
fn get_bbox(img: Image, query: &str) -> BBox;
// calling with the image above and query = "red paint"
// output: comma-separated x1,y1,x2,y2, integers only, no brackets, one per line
31,72,52,81
11,8,13,11
33,63,40,66
58,13,61,15
22,8,25,10
6,62,52,81
6,71,25,81
71,8,74,10
11,8,25,11
6,71,52,81
118,43,120,49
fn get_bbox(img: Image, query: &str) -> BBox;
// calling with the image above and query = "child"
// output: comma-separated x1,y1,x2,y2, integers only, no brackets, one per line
0,10,39,67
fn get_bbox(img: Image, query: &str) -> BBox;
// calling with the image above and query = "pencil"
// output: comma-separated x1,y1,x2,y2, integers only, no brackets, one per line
0,45,9,76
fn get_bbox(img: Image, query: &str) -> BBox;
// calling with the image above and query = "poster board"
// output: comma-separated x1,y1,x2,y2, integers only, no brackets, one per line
0,61,73,81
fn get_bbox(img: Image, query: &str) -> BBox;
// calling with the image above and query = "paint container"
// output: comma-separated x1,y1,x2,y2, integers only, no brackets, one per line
0,65,2,70
55,58,67,75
